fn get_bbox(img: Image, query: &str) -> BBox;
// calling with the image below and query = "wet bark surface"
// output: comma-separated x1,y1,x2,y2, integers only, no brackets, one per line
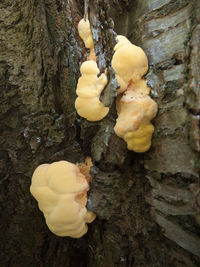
0,0,199,266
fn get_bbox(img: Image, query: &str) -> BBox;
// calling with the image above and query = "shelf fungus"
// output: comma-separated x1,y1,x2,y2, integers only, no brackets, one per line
30,158,96,238
75,18,109,121
78,18,96,61
75,60,109,121
112,35,158,152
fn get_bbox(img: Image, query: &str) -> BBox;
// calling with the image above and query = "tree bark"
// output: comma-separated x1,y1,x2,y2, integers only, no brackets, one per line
0,0,199,266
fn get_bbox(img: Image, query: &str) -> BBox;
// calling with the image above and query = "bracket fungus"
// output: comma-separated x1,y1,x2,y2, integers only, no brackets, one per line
76,21,158,151
75,18,109,121
114,91,157,138
30,159,96,238
124,122,155,153
111,36,158,152
112,35,149,95
75,60,109,121
78,18,96,61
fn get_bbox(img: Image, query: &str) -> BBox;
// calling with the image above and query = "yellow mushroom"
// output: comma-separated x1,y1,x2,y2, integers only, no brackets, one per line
111,35,158,152
30,160,96,238
114,90,157,152
75,18,109,121
78,18,96,61
111,35,150,95
124,122,155,153
114,90,157,138
75,60,109,121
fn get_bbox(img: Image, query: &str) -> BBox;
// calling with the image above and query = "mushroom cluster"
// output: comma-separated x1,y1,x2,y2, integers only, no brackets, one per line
30,159,96,238
30,19,159,239
75,19,109,121
112,36,158,152
75,20,158,152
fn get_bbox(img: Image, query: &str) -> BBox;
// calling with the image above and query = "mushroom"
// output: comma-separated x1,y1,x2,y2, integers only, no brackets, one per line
78,18,96,61
30,160,96,238
124,122,155,153
111,35,158,152
75,19,109,121
75,60,109,121
111,35,150,95
114,90,158,138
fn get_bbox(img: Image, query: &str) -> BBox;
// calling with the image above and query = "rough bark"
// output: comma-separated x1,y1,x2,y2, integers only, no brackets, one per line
0,0,199,266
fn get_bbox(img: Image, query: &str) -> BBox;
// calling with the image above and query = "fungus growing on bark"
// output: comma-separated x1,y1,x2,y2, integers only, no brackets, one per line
75,18,109,121
78,18,96,61
114,91,157,138
30,159,96,238
75,60,109,121
112,36,158,152
111,35,149,95
124,122,155,153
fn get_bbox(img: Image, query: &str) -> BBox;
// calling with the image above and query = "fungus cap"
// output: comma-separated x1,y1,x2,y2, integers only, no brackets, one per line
112,37,148,78
75,61,109,121
75,96,109,121
114,91,158,138
124,122,155,152
114,35,131,51
112,35,158,153
30,160,96,238
46,161,89,194
80,60,99,75
112,35,148,94
78,19,94,49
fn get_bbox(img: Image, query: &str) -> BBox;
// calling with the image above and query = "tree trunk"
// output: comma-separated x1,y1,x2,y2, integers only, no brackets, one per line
0,0,199,266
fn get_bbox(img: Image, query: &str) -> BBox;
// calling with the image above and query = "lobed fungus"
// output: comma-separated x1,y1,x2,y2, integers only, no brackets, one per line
75,60,109,121
75,19,109,121
30,159,96,238
112,36,158,152
124,122,155,153
111,35,149,95
114,91,157,138
76,20,157,151
78,18,96,61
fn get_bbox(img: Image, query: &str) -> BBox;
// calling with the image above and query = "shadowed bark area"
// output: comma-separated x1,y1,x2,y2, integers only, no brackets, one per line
0,0,199,266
